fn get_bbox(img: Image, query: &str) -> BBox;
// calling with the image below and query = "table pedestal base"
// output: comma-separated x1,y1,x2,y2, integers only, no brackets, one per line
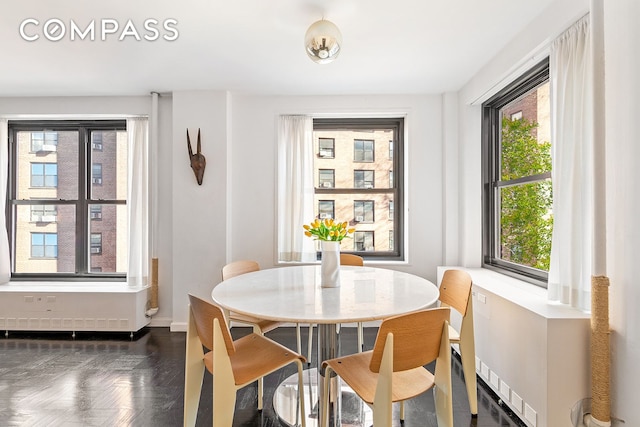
273,368,372,427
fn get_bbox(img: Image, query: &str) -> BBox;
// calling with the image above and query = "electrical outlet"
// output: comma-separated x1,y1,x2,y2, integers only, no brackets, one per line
477,292,487,303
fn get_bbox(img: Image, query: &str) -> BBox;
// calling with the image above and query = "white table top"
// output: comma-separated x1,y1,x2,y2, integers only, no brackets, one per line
211,265,440,324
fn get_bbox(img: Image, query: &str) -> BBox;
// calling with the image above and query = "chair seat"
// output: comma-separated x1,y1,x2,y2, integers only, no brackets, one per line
229,311,281,334
204,333,306,386
324,350,435,404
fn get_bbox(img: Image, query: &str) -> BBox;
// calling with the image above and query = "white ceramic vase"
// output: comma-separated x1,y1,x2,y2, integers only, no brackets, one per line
320,240,341,288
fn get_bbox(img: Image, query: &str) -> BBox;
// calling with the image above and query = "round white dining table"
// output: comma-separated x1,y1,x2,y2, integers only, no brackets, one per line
211,264,440,427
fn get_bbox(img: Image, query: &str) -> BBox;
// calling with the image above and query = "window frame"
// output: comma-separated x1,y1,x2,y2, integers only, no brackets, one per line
314,117,404,261
8,120,126,281
482,58,550,286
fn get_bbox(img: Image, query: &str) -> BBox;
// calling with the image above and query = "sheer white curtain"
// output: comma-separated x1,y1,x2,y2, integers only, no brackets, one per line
277,115,316,262
127,118,149,287
548,15,593,311
0,120,10,283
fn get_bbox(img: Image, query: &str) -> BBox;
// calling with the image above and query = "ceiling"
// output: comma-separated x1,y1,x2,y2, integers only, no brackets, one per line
0,0,557,97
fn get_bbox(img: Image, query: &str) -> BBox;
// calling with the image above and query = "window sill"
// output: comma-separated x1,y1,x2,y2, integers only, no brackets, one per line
438,266,590,319
0,281,146,293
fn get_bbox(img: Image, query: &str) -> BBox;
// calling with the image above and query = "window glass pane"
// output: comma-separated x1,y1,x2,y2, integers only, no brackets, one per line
15,205,75,273
312,122,400,258
499,180,552,271
88,204,127,273
500,82,551,181
91,130,127,200
17,130,78,199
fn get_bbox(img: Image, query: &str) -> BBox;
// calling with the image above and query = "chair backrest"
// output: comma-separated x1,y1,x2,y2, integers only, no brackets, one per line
222,260,260,281
438,269,472,316
369,307,450,373
340,254,364,266
188,294,235,355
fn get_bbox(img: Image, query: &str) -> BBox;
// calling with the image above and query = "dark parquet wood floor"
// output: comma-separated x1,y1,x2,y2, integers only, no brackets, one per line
0,326,526,427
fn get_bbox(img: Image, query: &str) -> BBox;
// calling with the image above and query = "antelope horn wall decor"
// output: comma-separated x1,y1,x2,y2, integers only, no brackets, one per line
187,128,206,185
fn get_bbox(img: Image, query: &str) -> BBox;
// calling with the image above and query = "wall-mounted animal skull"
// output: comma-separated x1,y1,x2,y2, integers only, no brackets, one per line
187,128,206,185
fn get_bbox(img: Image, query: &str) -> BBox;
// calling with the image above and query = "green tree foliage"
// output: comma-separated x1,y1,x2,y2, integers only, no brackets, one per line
500,117,553,271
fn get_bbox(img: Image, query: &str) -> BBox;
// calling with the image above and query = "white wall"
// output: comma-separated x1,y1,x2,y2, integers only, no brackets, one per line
228,94,444,278
604,1,640,425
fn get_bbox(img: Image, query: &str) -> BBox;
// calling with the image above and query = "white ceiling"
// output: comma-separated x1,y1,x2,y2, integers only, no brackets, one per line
0,0,557,97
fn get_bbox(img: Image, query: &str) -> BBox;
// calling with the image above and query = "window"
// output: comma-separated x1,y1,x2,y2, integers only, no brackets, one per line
318,138,335,158
92,131,103,151
354,170,374,189
30,205,57,222
482,58,551,285
31,163,58,187
8,120,127,278
92,163,103,185
354,200,374,223
354,231,374,251
319,169,335,188
31,131,58,152
90,204,102,220
90,233,102,255
314,118,404,260
31,233,57,258
318,200,335,219
354,139,374,162
389,200,394,220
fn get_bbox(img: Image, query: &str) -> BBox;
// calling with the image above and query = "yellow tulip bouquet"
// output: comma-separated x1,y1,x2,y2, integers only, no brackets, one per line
303,218,355,242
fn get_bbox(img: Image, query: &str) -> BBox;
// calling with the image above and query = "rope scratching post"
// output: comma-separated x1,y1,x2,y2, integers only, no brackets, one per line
150,258,159,309
590,275,611,426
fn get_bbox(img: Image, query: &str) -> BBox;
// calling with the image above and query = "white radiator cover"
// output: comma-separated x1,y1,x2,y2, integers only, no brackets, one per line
0,282,151,333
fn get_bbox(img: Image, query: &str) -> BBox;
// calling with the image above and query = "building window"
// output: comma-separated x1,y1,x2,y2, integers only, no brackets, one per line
389,200,394,220
31,233,57,258
354,139,374,162
354,231,374,251
354,200,374,223
31,131,58,152
319,169,335,188
354,170,374,189
389,230,394,250
318,138,335,158
482,58,552,285
31,163,58,187
92,163,103,185
90,204,103,220
30,205,57,223
8,120,127,278
314,118,404,260
90,233,102,255
92,131,104,151
318,200,335,219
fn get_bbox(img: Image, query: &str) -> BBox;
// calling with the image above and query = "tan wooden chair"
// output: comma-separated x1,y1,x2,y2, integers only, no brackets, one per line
221,260,309,407
438,269,477,416
184,294,306,427
339,254,366,352
320,307,453,427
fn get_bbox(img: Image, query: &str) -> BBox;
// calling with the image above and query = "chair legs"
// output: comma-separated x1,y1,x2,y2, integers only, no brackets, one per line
184,310,206,427
459,340,478,415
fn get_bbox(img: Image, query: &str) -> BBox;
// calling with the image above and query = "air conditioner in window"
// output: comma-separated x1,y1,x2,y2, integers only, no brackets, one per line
355,216,364,222
364,184,374,189
319,150,332,157
40,215,56,222
90,247,101,254
90,213,102,219
321,182,332,188
92,178,102,184
320,213,332,219
41,144,57,152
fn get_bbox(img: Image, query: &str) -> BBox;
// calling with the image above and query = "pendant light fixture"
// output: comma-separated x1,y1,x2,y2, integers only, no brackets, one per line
304,19,342,64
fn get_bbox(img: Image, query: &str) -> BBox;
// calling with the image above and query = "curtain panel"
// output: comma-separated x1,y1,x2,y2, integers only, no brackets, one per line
0,120,10,283
277,115,316,262
127,117,150,287
548,15,593,311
